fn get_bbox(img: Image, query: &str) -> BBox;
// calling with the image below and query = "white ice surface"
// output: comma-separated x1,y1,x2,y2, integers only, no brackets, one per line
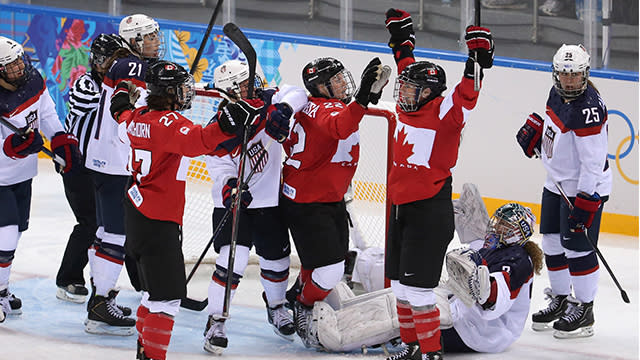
0,159,638,360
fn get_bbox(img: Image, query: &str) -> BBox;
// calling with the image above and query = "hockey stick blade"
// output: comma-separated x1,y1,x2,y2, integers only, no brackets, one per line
223,23,257,99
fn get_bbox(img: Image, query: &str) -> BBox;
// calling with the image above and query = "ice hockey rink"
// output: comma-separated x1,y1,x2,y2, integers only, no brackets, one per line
0,160,637,360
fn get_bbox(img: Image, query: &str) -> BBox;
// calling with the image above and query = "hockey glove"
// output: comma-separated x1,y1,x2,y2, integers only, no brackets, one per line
385,9,415,49
445,248,492,308
51,131,81,174
222,177,253,209
216,100,260,136
266,103,292,143
465,26,494,69
568,192,601,232
110,81,139,123
516,112,544,158
354,57,383,108
3,129,44,159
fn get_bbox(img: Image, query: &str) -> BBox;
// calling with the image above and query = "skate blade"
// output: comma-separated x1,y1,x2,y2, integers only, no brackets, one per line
553,326,594,339
273,327,295,342
56,288,87,304
531,322,554,331
203,342,226,355
8,308,22,316
84,319,135,336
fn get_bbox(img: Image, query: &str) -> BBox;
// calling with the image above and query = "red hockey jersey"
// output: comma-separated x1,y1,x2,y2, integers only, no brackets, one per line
388,77,479,205
122,107,233,224
282,98,366,203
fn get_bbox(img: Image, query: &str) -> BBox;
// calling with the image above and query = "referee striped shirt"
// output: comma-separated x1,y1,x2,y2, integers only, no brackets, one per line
65,73,101,158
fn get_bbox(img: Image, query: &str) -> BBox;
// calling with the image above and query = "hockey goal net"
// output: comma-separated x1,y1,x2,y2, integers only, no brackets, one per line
179,89,395,267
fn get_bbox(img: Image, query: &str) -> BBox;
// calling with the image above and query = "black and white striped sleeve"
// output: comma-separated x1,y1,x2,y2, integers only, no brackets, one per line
65,73,101,156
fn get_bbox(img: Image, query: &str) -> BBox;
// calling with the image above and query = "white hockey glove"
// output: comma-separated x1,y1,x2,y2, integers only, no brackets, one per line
453,183,490,245
445,248,491,307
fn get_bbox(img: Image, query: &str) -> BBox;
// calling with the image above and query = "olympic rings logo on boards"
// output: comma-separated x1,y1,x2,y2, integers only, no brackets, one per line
608,110,638,185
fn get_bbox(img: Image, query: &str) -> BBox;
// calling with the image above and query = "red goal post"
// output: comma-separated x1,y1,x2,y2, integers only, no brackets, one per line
180,88,396,267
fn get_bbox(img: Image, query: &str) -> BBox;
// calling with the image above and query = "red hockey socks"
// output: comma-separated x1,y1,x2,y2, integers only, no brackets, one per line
142,312,175,360
298,278,331,306
397,300,418,344
136,305,150,343
413,306,441,353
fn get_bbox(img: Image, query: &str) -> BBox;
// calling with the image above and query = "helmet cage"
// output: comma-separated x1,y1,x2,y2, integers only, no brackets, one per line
552,44,590,99
146,61,195,110
89,34,125,71
0,37,32,86
214,60,264,99
303,57,355,103
484,203,536,249
393,61,446,113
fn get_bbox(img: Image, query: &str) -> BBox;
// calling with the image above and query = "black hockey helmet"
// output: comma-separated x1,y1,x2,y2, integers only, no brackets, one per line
89,34,124,70
145,60,195,110
393,61,447,112
302,57,354,103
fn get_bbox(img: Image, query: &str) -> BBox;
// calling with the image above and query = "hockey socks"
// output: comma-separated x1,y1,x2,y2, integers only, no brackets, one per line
299,278,331,306
396,300,418,344
141,312,175,360
413,305,441,353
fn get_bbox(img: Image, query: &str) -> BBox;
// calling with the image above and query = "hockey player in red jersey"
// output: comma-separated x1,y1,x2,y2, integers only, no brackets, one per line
202,59,307,354
382,9,494,360
0,36,81,322
110,60,259,360
281,56,390,349
83,14,163,336
516,44,610,339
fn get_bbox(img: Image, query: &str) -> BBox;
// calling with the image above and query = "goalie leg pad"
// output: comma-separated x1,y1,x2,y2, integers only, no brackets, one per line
315,288,399,351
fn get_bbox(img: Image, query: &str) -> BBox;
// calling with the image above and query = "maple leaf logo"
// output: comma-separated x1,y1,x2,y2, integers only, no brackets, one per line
393,126,414,165
348,143,359,163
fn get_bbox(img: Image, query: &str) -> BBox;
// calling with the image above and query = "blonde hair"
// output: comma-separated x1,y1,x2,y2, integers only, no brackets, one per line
524,241,544,275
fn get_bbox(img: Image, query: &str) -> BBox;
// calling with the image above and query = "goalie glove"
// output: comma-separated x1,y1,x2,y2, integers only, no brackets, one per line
445,248,492,307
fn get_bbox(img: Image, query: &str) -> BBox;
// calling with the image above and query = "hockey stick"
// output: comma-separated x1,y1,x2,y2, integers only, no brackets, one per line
473,0,481,91
0,118,66,169
180,139,273,311
189,0,224,76
221,22,258,318
534,148,630,303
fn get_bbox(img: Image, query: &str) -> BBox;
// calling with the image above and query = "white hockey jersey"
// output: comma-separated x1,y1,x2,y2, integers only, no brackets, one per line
540,85,612,197
84,54,148,175
0,67,63,185
205,85,308,208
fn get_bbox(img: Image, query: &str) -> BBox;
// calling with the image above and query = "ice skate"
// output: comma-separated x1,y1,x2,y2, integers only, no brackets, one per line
422,351,443,360
204,314,228,355
386,341,421,360
531,287,569,331
85,290,135,336
56,283,89,303
87,280,131,316
553,297,595,339
0,288,22,316
293,300,322,349
262,292,295,341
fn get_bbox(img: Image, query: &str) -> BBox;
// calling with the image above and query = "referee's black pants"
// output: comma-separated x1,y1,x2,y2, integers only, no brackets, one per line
56,165,97,287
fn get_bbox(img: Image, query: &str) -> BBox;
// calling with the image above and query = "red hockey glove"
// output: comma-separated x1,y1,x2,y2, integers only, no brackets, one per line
3,130,44,159
222,177,253,209
568,192,601,232
465,26,494,69
266,103,292,143
51,131,81,174
516,112,544,158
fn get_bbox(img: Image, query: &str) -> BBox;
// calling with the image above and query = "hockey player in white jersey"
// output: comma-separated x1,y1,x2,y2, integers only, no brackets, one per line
304,186,543,357
201,59,308,354
0,36,81,321
56,34,125,304
83,14,164,336
516,44,610,339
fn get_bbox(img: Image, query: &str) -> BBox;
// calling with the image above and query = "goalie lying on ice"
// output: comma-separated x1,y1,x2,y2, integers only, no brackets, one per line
307,198,543,354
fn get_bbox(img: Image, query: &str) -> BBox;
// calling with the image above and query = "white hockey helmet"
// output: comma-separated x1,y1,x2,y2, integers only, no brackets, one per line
119,14,164,60
552,44,590,99
214,59,264,99
484,203,536,249
0,36,31,86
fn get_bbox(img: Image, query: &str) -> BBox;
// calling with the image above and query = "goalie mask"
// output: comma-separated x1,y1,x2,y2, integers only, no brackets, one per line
552,44,590,99
302,57,355,104
213,59,265,99
145,60,195,111
394,61,446,113
0,36,32,87
484,203,535,249
119,14,165,61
